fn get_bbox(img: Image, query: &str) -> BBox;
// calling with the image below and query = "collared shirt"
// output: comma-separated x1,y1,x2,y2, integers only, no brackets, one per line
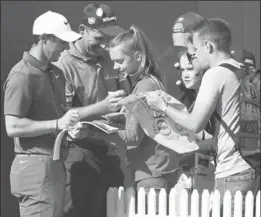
3,52,66,154
54,43,118,149
55,43,118,109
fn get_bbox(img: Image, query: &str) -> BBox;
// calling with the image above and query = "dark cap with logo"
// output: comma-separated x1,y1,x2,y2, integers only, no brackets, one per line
82,3,125,37
238,49,256,68
173,12,204,33
172,12,204,47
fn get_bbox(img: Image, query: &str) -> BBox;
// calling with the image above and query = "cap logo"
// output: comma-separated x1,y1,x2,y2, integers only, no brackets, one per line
103,16,117,22
96,8,103,17
173,23,184,33
178,17,184,22
64,20,69,25
244,59,254,64
88,17,96,25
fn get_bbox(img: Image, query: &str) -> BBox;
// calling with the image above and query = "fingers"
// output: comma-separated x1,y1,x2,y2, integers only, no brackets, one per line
108,90,126,98
109,96,124,103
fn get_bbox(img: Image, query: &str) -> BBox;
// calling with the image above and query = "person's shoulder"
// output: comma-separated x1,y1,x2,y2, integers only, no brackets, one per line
134,76,158,93
57,50,74,65
205,59,241,78
6,58,34,81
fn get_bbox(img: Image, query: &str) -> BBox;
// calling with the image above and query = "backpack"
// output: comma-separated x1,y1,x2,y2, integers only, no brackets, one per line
214,63,260,174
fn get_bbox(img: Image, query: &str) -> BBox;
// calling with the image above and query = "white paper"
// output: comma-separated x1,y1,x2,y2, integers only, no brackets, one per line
118,91,199,154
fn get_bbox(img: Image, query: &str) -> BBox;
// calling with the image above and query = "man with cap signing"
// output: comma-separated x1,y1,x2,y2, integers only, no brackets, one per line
3,11,81,217
55,4,126,217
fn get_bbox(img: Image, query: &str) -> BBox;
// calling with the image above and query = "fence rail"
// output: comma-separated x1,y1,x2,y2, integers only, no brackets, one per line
107,187,260,217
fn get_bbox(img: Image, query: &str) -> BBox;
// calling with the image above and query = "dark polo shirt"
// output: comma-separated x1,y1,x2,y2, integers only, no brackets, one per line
4,52,66,155
55,43,117,149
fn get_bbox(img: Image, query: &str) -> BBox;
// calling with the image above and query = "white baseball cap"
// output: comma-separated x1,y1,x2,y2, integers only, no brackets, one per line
33,11,82,42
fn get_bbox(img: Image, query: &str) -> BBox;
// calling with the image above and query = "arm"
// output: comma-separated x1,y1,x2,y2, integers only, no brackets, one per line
148,68,221,134
4,72,79,138
56,58,121,120
94,79,159,146
242,96,260,107
3,73,53,138
5,115,56,138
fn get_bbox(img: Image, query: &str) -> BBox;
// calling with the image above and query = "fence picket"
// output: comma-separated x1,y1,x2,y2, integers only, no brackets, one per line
223,191,232,217
191,189,199,217
201,189,210,217
169,187,178,217
245,191,254,217
255,191,260,217
159,188,167,216
212,190,221,217
137,187,146,216
107,187,117,217
117,186,125,217
126,187,135,216
234,191,243,217
148,188,156,216
179,189,189,217
107,188,257,217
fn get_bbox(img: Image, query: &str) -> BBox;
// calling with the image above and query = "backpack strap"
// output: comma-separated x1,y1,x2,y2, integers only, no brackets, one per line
216,63,241,147
219,63,239,73
220,63,260,107
212,111,238,145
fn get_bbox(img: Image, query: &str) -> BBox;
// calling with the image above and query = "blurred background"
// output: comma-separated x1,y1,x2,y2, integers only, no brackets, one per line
1,1,260,216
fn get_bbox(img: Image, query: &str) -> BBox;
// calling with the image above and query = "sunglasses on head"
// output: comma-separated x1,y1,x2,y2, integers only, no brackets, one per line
186,52,195,63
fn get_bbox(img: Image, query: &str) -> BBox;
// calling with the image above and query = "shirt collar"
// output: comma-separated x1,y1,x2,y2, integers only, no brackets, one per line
68,42,103,63
22,52,49,71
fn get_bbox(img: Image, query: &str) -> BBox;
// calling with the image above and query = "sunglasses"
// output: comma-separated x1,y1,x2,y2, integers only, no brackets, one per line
186,52,195,63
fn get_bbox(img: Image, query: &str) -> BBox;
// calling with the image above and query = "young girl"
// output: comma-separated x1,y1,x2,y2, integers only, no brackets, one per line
102,25,180,196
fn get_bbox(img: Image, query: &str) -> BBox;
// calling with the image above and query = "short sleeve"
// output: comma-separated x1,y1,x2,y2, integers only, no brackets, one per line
55,58,75,110
4,72,32,117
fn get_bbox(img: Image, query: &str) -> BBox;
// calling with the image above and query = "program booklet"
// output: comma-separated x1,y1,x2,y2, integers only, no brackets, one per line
53,119,121,161
79,120,120,134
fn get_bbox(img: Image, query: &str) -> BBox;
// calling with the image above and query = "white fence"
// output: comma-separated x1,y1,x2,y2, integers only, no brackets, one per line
107,187,260,217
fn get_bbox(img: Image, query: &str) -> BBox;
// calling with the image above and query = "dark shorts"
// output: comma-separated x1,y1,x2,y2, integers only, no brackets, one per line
63,145,124,217
10,155,66,217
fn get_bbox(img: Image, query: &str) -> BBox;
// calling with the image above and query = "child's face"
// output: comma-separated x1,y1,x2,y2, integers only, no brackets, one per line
180,54,202,90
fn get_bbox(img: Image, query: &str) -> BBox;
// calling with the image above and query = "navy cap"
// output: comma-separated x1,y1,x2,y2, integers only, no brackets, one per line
172,12,204,47
82,4,125,37
232,48,256,68
173,12,204,33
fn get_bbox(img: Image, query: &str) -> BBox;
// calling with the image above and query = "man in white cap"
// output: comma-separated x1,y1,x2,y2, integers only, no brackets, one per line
3,11,82,217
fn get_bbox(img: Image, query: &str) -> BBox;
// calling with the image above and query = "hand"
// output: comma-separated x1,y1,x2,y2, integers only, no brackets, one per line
68,124,92,140
146,90,166,111
58,109,80,130
101,90,127,113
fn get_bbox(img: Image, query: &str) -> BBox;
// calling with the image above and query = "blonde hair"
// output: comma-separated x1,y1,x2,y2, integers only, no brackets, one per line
109,25,161,81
